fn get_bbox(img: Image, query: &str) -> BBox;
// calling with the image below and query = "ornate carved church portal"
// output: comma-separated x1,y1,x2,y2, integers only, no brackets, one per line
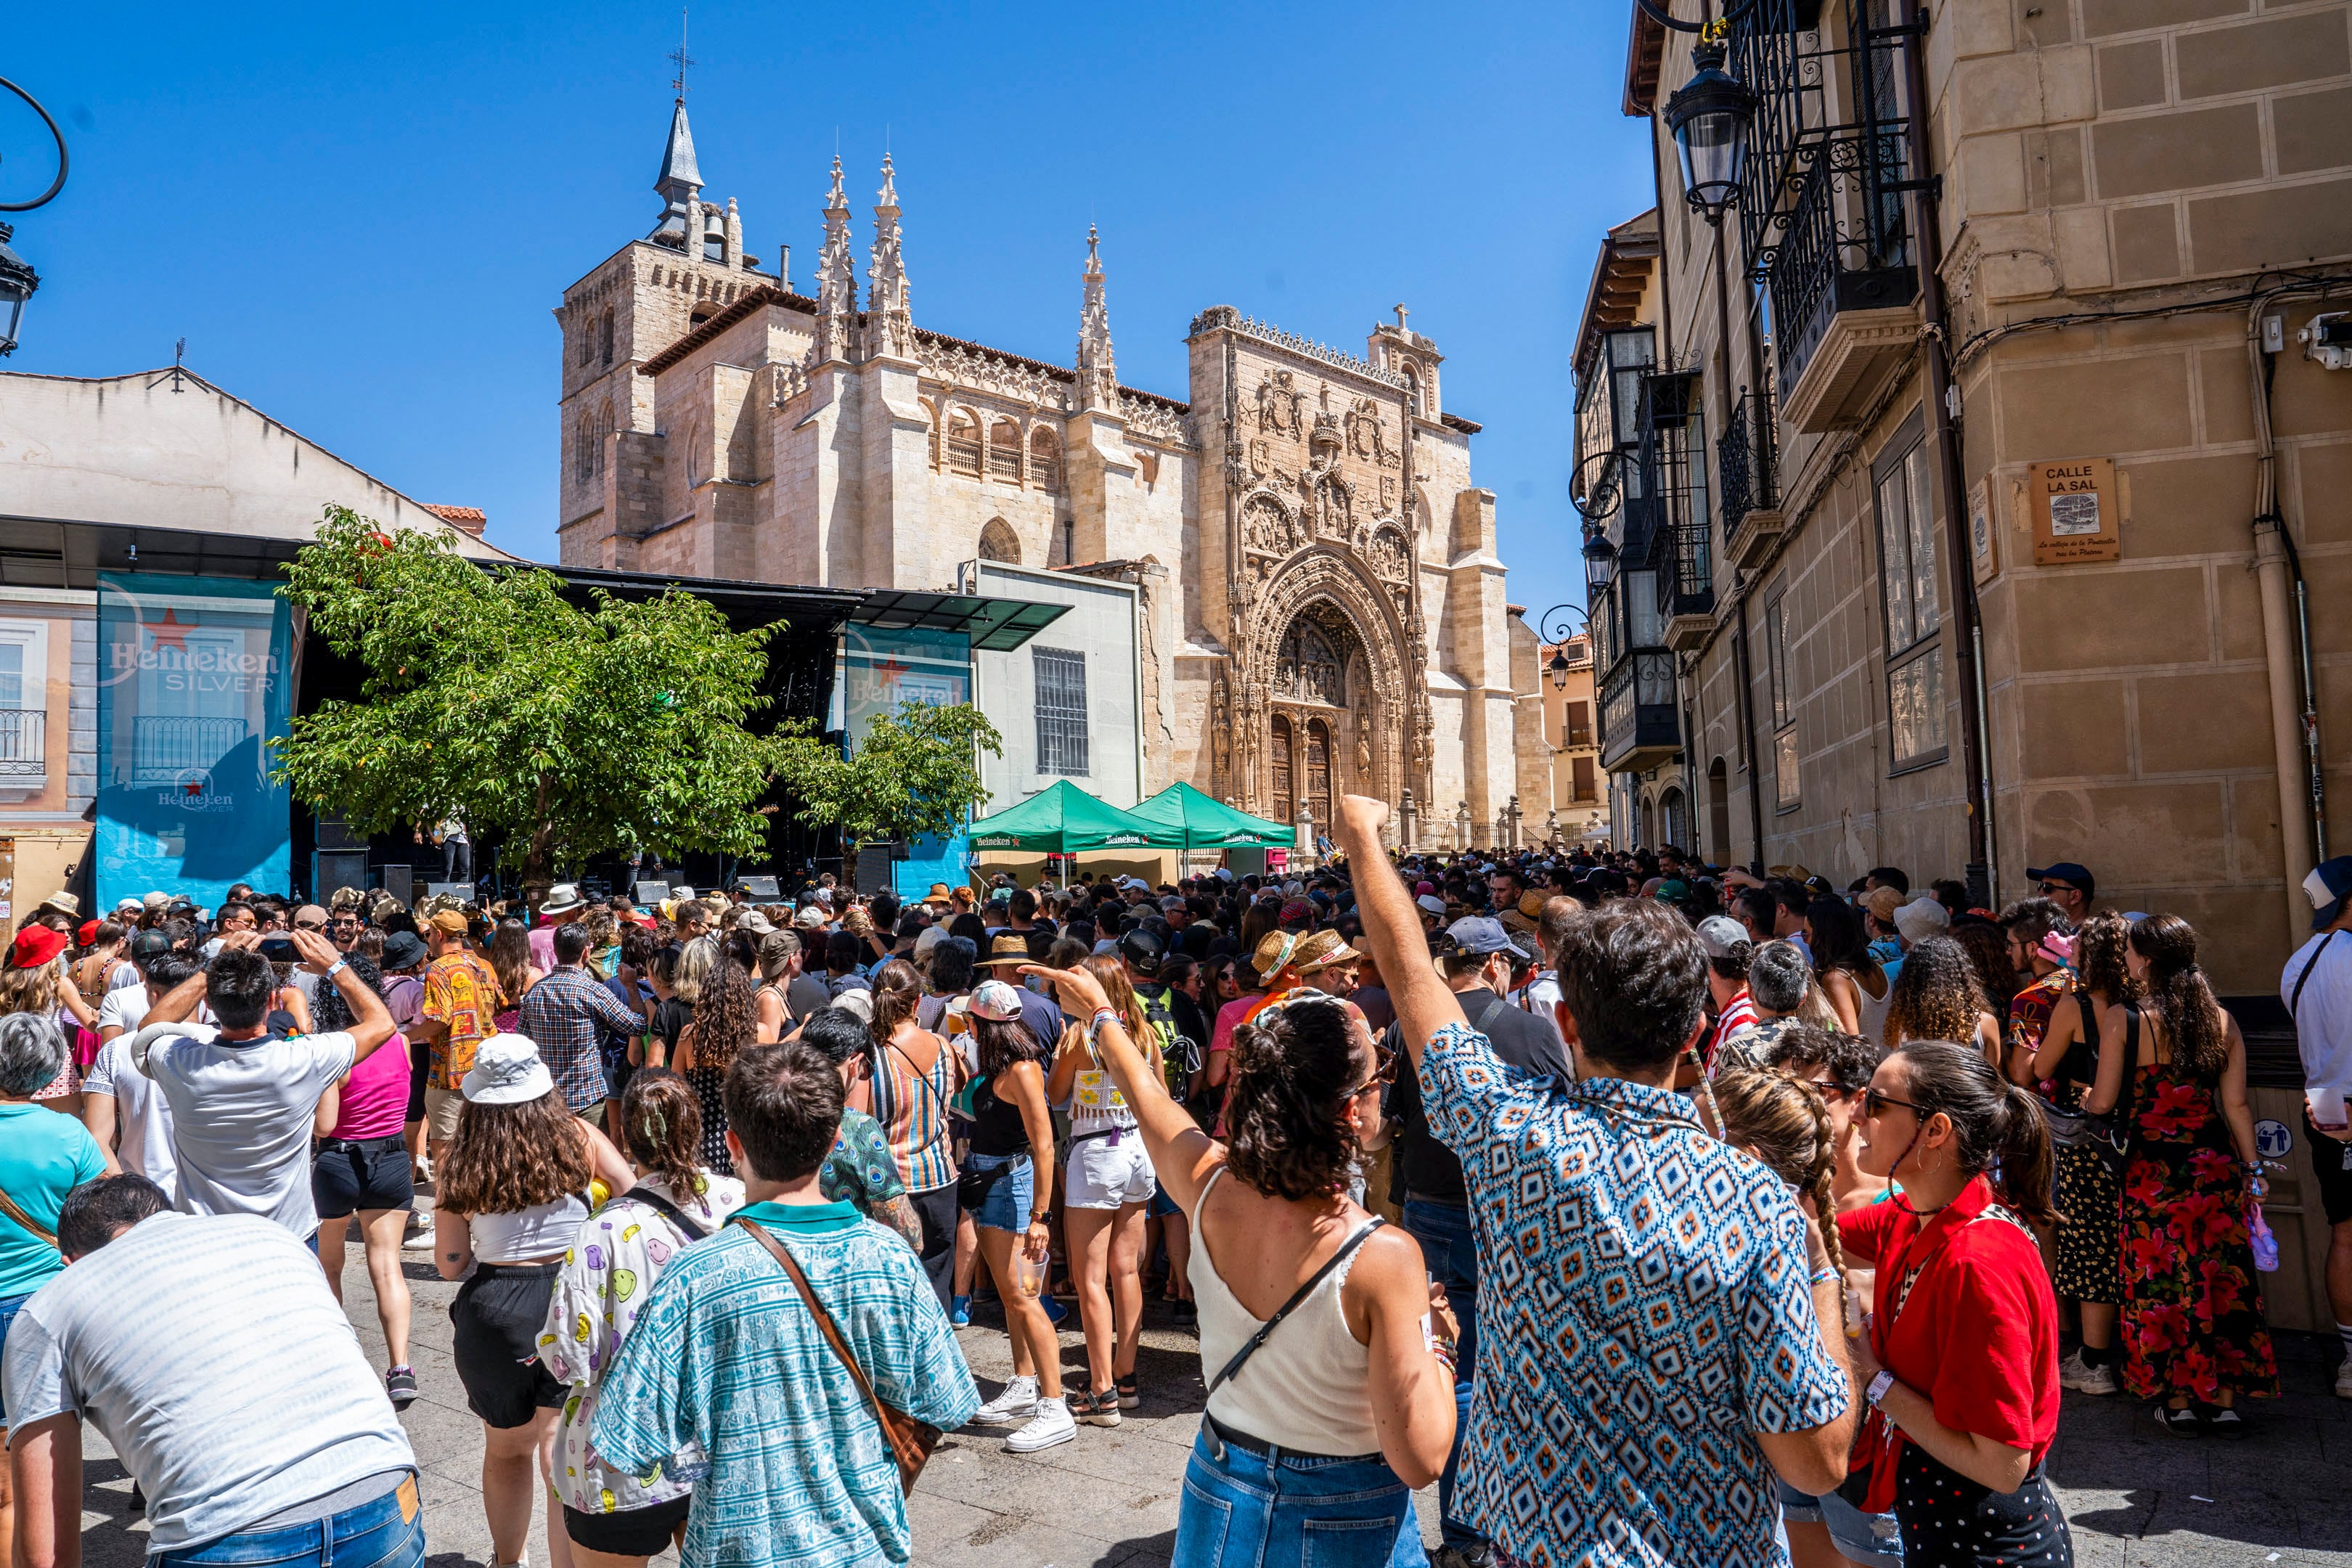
1261,607,1378,829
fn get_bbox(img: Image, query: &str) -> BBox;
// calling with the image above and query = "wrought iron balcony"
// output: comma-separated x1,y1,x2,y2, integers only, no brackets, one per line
1599,648,1681,773
0,708,42,781
1757,129,1917,404
1718,388,1779,536
131,714,249,785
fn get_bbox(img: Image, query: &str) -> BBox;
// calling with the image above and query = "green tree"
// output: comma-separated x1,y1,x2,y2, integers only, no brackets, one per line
773,698,1002,852
274,505,788,890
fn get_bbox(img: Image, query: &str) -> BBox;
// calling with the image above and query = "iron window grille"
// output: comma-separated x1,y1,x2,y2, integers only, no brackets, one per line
1033,648,1090,777
1718,386,1781,538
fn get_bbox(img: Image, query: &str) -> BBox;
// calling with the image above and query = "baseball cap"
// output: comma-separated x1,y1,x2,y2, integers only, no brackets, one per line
2026,862,2096,897
1861,886,1903,924
1118,926,1165,976
130,929,175,963
429,909,469,935
1694,915,1749,958
1415,893,1448,918
1438,917,1523,960
970,979,1026,1021
2306,856,2352,931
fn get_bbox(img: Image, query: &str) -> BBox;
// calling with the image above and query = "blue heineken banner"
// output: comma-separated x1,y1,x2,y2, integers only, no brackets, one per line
95,574,295,910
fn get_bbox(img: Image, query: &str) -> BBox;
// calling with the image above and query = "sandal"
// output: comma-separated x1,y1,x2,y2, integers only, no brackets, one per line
2154,1404,2202,1437
1074,1388,1121,1427
1116,1373,1139,1410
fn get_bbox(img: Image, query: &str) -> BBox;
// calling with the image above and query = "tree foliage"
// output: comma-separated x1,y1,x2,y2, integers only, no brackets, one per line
274,505,788,885
773,699,1002,850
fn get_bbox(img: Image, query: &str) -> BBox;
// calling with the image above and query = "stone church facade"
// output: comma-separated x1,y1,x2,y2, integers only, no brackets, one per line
554,99,1526,840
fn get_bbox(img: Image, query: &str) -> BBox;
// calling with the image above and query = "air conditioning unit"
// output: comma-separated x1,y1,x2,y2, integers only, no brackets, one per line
2300,311,2352,371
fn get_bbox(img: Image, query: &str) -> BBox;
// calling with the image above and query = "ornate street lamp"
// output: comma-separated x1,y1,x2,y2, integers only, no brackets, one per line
0,75,72,358
1535,604,1589,690
1662,30,1756,228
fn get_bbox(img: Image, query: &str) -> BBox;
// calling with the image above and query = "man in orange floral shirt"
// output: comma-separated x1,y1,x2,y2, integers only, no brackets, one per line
411,909,498,1161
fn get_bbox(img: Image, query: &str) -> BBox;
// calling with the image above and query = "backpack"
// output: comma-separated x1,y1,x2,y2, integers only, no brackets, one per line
1134,982,1201,1102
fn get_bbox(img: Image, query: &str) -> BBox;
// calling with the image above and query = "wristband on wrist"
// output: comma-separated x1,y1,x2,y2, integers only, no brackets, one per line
324,957,349,980
1866,1370,1895,1408
1090,1008,1119,1033
1810,1267,1840,1286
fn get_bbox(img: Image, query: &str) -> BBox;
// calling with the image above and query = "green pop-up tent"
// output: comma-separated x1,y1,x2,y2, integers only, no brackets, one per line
965,780,1184,852
1127,782,1299,849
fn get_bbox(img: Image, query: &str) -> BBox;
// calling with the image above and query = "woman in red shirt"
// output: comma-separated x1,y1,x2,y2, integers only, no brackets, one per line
1840,1039,2075,1567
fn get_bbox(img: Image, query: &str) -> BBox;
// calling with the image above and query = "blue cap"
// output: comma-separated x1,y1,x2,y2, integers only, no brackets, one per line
1440,916,1524,959
2307,856,2352,931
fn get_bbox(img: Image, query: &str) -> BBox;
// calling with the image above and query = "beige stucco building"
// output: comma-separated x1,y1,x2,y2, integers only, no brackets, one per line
1580,0,2352,999
553,101,1527,844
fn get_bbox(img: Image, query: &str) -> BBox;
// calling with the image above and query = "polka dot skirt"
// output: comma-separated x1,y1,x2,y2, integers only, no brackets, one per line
1895,1445,2073,1567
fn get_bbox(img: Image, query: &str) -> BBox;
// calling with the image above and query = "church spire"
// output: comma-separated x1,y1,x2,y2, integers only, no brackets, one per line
813,155,857,365
1076,224,1117,412
650,15,702,248
866,155,913,361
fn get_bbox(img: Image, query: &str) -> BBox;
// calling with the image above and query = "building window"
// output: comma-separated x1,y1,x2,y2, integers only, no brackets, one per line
1562,699,1592,750
978,518,1020,565
1571,754,1597,802
1030,428,1061,494
1874,422,1948,769
947,411,983,477
1766,586,1800,809
599,311,615,369
1034,648,1090,777
574,414,595,484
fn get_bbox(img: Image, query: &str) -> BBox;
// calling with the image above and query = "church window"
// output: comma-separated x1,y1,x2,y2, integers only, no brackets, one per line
989,420,1022,483
1030,428,1061,494
573,413,595,484
1270,716,1294,820
599,311,615,368
1403,364,1423,417
576,317,592,368
947,411,983,477
979,518,1021,565
1034,648,1090,777
593,407,613,478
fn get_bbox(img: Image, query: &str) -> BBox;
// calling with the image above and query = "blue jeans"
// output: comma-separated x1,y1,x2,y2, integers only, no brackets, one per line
1401,1196,1480,1557
1775,1474,1905,1562
150,1475,424,1568
1175,1426,1426,1568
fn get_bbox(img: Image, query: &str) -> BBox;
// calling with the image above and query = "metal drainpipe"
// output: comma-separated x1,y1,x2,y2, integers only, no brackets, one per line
1898,7,1994,907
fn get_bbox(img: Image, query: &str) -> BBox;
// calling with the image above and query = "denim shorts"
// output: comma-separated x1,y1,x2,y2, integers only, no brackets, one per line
968,1151,1034,1233
1776,1474,1905,1562
0,1292,29,1420
1175,1423,1424,1567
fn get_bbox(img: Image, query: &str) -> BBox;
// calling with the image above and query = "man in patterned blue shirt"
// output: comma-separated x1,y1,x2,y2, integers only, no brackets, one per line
1335,796,1855,1568
590,1041,979,1567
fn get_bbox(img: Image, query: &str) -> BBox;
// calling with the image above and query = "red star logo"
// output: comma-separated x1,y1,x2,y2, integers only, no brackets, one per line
143,608,195,652
874,658,908,682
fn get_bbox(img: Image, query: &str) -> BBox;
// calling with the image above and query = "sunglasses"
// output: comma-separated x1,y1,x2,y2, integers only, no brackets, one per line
2035,881,2078,896
1863,1087,1924,1119
294,920,327,933
1348,1042,1398,1099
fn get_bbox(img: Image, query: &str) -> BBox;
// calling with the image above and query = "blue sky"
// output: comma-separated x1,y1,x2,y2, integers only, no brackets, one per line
7,1,1656,627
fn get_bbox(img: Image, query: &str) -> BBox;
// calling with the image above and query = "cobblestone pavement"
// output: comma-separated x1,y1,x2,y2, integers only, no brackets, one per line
62,1240,2352,1568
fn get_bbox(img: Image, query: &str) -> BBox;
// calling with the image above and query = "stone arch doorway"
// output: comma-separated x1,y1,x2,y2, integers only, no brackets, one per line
1259,602,1377,830
1233,554,1416,825
1658,785,1687,852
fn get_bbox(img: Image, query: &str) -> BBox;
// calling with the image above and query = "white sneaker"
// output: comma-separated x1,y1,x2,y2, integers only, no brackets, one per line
401,1212,434,1251
2058,1349,2118,1395
971,1375,1039,1426
2335,1359,2352,1400
1004,1395,1077,1453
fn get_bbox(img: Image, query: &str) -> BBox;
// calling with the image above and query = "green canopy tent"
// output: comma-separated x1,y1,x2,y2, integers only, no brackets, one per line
1128,782,1299,849
964,780,1185,853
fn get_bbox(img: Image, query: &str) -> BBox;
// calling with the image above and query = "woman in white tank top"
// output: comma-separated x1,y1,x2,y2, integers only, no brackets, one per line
433,1034,635,1568
1023,962,1457,1568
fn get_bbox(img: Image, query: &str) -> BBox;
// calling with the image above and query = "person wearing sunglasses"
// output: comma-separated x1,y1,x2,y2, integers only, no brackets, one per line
1016,958,1456,1568
1333,795,1855,1568
1842,1040,2074,1564
2024,862,2096,927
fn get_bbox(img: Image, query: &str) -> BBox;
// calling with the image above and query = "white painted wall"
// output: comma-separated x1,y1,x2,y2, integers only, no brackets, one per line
968,561,1142,816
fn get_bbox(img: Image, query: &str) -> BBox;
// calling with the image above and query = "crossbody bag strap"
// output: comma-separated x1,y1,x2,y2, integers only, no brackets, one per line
2292,930,2344,1016
0,1186,57,1250
730,1217,892,1426
618,1185,711,1241
885,1034,955,1122
1205,1217,1387,1400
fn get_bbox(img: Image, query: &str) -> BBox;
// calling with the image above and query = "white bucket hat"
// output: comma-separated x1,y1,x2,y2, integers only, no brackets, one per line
460,1033,555,1105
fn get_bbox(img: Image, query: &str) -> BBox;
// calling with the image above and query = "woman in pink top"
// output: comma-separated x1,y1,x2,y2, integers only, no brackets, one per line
310,953,422,1408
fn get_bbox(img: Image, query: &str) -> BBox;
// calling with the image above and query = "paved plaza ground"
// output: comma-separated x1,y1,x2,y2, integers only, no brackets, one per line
60,1238,2352,1568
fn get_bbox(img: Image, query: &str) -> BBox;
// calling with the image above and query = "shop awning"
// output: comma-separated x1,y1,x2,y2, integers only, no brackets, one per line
965,780,1184,852
1128,782,1299,849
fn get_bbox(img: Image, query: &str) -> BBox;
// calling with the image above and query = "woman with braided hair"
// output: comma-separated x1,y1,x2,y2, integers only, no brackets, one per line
1715,1069,1903,1568
2095,913,2277,1433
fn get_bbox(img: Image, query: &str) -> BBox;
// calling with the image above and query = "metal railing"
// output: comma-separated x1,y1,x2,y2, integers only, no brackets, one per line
1718,388,1780,536
0,709,42,778
131,715,248,785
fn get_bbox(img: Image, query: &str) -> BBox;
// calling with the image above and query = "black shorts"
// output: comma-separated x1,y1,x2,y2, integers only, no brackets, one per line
313,1137,416,1219
451,1263,565,1429
2309,1111,2352,1228
405,1037,430,1122
564,1494,691,1556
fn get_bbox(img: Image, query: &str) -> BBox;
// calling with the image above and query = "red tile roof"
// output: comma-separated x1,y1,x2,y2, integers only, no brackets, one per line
420,504,487,536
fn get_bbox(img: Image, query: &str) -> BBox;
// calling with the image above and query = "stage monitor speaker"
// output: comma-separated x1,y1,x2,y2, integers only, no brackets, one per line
314,850,369,902
316,814,367,852
381,865,414,908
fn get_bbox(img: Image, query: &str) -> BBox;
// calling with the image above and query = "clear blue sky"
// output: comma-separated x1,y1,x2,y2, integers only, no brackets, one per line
8,1,1656,629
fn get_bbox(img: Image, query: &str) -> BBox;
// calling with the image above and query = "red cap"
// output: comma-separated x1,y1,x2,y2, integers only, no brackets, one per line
10,926,68,969
76,920,99,947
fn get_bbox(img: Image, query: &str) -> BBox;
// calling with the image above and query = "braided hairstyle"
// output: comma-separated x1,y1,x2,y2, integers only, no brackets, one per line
1712,1068,1847,1329
2129,913,2228,1079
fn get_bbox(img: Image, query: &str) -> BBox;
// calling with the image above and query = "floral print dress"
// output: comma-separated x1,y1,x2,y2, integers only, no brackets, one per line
2117,1050,2277,1403
537,1171,747,1518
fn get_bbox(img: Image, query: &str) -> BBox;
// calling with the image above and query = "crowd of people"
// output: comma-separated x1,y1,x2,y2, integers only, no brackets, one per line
0,825,2339,1568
